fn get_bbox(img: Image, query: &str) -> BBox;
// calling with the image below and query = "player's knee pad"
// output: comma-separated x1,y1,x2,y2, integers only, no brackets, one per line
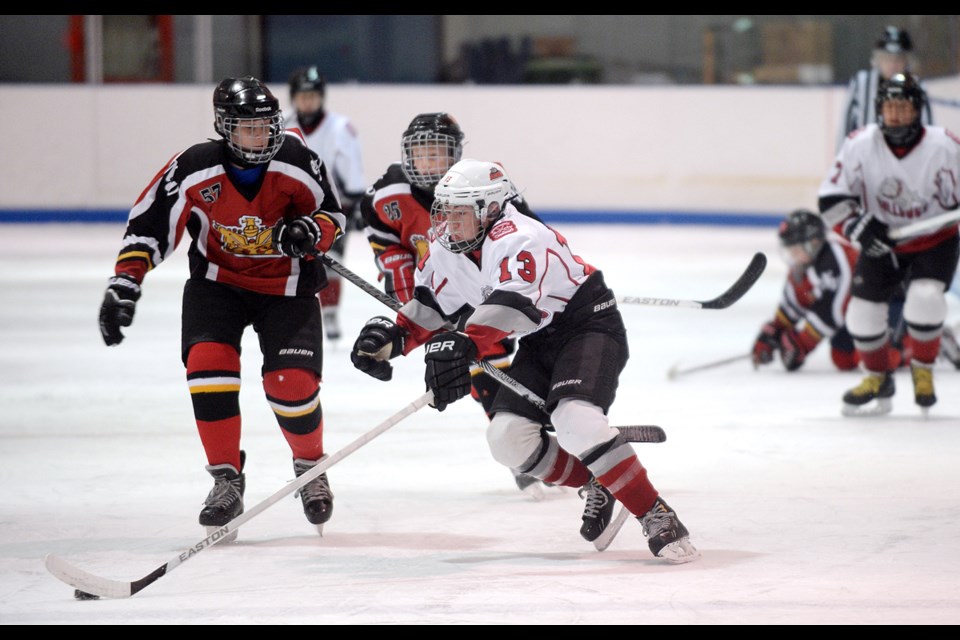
845,298,890,345
904,278,947,339
551,398,618,457
263,368,322,435
186,342,241,422
486,412,544,468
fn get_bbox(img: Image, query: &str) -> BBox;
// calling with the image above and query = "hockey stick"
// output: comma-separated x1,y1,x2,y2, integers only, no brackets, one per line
593,505,632,552
45,391,435,599
313,248,667,443
667,353,751,380
888,209,960,240
615,252,767,310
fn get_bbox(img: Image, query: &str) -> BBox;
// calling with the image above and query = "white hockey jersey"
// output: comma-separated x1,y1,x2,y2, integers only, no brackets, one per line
819,124,960,253
283,110,365,200
397,203,595,355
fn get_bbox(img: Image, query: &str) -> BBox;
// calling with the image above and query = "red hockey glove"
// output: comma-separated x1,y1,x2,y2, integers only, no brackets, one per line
752,321,781,367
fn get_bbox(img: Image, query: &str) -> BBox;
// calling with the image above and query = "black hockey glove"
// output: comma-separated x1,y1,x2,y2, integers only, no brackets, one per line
844,211,893,258
272,216,322,258
423,331,478,412
351,316,406,381
752,321,781,368
99,274,141,346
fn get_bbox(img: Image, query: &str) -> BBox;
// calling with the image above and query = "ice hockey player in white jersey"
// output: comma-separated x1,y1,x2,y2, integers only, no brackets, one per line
285,66,366,340
818,73,960,416
349,159,699,563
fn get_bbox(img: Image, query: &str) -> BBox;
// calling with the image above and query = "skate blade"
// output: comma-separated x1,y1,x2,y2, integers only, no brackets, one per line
520,482,545,501
841,397,892,417
657,537,701,564
314,523,325,537
204,526,238,544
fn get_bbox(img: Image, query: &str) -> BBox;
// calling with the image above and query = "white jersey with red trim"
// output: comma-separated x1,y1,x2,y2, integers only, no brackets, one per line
399,203,595,353
284,110,365,200
819,124,960,252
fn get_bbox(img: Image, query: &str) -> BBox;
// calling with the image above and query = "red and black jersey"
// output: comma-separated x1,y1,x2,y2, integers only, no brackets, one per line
777,234,858,339
113,133,345,297
359,163,435,304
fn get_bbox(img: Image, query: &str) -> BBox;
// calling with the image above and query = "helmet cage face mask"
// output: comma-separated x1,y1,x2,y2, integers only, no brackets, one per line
215,111,284,165
402,133,463,189
431,161,514,253
875,73,925,147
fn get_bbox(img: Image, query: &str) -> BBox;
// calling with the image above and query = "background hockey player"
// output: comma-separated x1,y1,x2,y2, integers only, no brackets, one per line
358,112,546,497
818,73,960,416
350,159,698,563
98,76,346,539
753,209,861,372
284,66,366,341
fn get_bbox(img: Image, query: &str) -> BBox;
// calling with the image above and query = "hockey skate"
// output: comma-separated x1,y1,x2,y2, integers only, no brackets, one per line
639,497,700,563
198,451,246,543
511,468,545,501
841,371,895,417
293,456,334,534
910,361,936,415
578,477,615,542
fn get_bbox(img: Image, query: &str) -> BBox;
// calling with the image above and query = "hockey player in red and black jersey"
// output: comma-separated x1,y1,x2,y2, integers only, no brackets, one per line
98,76,347,539
358,112,548,497
752,209,861,372
350,159,699,563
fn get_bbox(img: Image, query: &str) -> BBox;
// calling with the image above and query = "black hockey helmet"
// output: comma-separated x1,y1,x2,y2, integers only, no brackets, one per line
875,72,926,146
288,65,327,99
778,209,825,266
213,76,284,165
875,25,913,54
401,112,465,189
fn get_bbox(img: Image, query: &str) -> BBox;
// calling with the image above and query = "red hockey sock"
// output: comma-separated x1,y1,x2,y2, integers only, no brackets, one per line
596,456,659,516
187,342,242,469
542,448,591,488
263,368,324,460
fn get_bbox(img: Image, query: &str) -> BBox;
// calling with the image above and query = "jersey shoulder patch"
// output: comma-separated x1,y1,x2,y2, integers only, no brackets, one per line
488,220,518,241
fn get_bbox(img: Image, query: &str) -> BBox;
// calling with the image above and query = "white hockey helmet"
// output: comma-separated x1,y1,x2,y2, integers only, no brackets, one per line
431,159,516,253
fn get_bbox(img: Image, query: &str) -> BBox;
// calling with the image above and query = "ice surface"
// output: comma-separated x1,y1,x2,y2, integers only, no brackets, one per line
1,223,958,624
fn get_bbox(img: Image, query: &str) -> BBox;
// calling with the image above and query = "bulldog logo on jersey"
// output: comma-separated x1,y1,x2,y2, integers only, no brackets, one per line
214,215,276,256
876,177,925,219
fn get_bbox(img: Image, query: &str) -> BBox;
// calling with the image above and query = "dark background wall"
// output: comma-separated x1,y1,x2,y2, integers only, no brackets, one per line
1,15,956,86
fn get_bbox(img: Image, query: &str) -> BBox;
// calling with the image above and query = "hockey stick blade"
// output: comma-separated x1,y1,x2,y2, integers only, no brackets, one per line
44,391,433,599
594,505,631,551
617,251,767,310
616,425,666,443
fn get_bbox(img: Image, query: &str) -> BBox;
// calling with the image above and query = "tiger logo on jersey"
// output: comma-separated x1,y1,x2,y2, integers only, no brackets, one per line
214,216,277,256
